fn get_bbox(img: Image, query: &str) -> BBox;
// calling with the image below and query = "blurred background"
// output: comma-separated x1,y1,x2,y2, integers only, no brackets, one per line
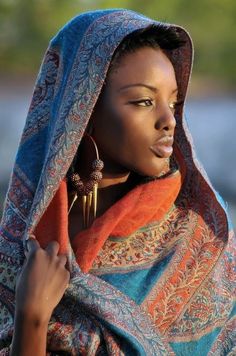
0,0,236,224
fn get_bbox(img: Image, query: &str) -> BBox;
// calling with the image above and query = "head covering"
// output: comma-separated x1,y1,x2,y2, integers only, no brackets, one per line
0,9,235,355
1,9,194,240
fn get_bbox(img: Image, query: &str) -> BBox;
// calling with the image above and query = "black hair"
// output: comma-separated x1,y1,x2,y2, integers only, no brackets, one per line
109,24,185,72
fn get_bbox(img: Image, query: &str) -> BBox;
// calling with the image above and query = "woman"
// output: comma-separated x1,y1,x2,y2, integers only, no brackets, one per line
0,8,235,355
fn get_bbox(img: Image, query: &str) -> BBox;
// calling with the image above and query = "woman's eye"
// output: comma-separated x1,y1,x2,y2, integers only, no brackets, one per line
132,99,153,107
169,102,177,110
169,100,183,111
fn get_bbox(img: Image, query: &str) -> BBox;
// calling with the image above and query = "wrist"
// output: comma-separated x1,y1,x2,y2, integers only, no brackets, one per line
11,308,49,356
15,307,50,329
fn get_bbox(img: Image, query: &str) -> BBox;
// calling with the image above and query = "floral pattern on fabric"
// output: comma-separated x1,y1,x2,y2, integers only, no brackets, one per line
0,8,234,356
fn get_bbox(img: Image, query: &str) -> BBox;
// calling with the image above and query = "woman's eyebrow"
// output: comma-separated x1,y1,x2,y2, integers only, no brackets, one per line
118,83,158,93
118,83,178,95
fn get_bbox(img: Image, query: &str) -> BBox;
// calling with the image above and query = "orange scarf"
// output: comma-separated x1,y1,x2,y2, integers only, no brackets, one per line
35,169,183,273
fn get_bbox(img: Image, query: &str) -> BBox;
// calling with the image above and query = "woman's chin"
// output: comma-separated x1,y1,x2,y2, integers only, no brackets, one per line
131,163,169,179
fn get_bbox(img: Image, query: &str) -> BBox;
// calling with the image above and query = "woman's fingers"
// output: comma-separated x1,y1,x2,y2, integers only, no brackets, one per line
25,237,40,254
58,254,68,266
25,239,66,268
45,241,60,256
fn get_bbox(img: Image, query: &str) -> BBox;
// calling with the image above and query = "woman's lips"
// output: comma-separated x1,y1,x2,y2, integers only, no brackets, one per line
149,136,174,158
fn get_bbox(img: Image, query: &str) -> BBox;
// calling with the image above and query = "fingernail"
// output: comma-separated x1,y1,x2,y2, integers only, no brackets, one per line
24,235,35,253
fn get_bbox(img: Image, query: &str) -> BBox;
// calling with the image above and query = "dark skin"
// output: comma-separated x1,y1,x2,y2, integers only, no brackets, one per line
11,47,178,355
11,239,70,356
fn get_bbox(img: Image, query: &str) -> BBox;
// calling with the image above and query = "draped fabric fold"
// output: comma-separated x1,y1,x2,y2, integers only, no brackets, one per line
0,9,235,355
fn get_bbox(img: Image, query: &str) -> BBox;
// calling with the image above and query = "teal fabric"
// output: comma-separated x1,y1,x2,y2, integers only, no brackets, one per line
0,8,235,356
170,328,221,356
0,9,192,355
100,252,174,304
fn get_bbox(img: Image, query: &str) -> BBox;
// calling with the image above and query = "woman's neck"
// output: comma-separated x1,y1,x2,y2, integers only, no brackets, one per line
98,170,130,187
68,172,140,238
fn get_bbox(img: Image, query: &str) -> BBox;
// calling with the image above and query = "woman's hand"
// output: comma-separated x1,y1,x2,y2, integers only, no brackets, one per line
15,238,70,324
10,239,70,356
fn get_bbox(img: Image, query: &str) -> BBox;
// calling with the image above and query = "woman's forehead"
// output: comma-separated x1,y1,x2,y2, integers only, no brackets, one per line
105,47,177,93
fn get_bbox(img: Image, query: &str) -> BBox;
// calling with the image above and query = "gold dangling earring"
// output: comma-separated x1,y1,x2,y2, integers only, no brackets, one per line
67,134,104,228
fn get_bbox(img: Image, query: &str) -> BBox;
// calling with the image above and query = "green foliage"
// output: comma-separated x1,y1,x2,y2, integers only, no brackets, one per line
0,0,236,87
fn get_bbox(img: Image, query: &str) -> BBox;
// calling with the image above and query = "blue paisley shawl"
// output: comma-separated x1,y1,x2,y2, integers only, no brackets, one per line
0,9,235,355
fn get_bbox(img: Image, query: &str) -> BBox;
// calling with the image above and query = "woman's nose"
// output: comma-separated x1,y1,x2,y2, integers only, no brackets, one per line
155,107,176,133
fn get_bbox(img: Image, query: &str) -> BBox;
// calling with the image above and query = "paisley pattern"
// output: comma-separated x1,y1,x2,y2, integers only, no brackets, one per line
25,11,156,234
21,48,61,144
91,205,198,274
208,316,236,356
0,9,235,356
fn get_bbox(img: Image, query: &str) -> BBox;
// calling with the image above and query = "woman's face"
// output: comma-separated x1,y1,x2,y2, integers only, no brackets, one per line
91,46,178,177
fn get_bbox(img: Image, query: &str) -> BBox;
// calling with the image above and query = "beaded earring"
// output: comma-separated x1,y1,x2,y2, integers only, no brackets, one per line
68,134,104,228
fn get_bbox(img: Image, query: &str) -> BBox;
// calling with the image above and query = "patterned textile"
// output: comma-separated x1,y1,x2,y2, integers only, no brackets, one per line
0,9,235,355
